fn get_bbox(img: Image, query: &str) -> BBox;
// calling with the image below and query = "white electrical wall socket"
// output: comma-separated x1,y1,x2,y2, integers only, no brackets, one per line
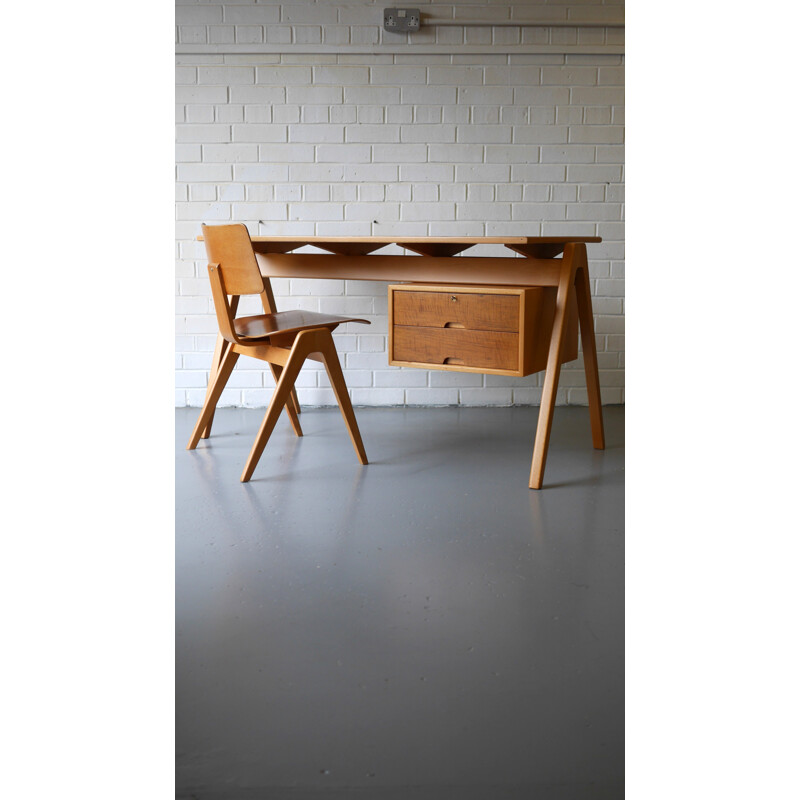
383,8,420,32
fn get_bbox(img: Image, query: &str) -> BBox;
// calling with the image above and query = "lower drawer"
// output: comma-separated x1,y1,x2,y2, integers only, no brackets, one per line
393,326,519,372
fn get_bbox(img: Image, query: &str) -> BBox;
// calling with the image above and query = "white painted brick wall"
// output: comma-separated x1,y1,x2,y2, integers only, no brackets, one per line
175,1,625,408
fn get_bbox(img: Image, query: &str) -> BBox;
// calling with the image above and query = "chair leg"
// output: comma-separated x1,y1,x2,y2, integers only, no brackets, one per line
318,333,368,465
187,346,240,450
289,387,301,415
240,335,309,483
202,296,240,439
269,363,303,437
200,334,228,439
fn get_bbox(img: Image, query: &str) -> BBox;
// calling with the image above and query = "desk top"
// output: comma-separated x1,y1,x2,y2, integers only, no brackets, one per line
199,233,599,250
197,231,601,261
246,235,601,245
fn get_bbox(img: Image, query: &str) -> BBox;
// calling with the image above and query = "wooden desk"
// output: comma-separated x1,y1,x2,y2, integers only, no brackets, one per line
204,234,605,488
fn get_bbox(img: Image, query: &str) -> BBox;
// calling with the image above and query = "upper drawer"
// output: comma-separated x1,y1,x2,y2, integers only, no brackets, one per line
393,289,519,332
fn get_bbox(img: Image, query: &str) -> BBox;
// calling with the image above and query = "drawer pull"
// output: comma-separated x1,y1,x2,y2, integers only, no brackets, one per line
450,295,458,302
443,357,465,365
443,321,465,328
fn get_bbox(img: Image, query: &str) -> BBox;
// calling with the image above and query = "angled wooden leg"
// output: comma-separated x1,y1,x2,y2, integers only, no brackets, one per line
201,296,239,440
240,333,312,483
200,334,227,439
573,249,605,450
187,346,240,450
269,363,303,437
258,286,302,425
529,247,578,489
289,387,301,415
318,334,368,465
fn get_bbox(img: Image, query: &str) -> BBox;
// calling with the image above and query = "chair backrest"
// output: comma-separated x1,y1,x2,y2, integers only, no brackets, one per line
202,224,268,345
201,223,264,296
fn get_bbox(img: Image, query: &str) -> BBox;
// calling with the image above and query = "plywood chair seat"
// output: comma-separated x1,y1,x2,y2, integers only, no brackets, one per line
187,223,370,482
233,309,368,340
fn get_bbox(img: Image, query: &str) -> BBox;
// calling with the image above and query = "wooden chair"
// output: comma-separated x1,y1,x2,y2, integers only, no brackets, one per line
186,223,370,482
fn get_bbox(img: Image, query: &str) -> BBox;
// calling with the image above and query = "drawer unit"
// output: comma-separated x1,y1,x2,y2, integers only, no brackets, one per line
389,284,578,377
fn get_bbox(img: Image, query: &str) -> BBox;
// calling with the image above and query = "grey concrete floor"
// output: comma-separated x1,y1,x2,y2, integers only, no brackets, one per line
176,405,624,800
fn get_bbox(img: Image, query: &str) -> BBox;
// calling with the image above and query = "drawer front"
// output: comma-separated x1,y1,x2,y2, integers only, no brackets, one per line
393,290,519,332
393,326,519,371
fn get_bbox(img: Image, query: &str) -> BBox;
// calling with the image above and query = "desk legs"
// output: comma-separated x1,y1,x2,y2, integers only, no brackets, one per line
528,243,605,489
575,250,605,451
529,252,575,489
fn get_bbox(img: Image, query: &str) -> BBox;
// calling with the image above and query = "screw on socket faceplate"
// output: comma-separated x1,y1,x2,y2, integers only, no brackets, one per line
383,8,421,33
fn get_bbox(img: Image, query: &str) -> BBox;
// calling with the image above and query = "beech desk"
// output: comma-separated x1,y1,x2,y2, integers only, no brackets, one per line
201,234,605,489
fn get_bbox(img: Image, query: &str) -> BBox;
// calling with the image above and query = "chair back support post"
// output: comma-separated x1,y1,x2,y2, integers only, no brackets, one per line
207,263,245,345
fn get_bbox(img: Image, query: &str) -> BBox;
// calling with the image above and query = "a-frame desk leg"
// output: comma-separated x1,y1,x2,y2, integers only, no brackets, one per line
529,242,605,489
574,244,606,451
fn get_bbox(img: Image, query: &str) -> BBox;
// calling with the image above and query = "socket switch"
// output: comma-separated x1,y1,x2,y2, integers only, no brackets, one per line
383,8,421,33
